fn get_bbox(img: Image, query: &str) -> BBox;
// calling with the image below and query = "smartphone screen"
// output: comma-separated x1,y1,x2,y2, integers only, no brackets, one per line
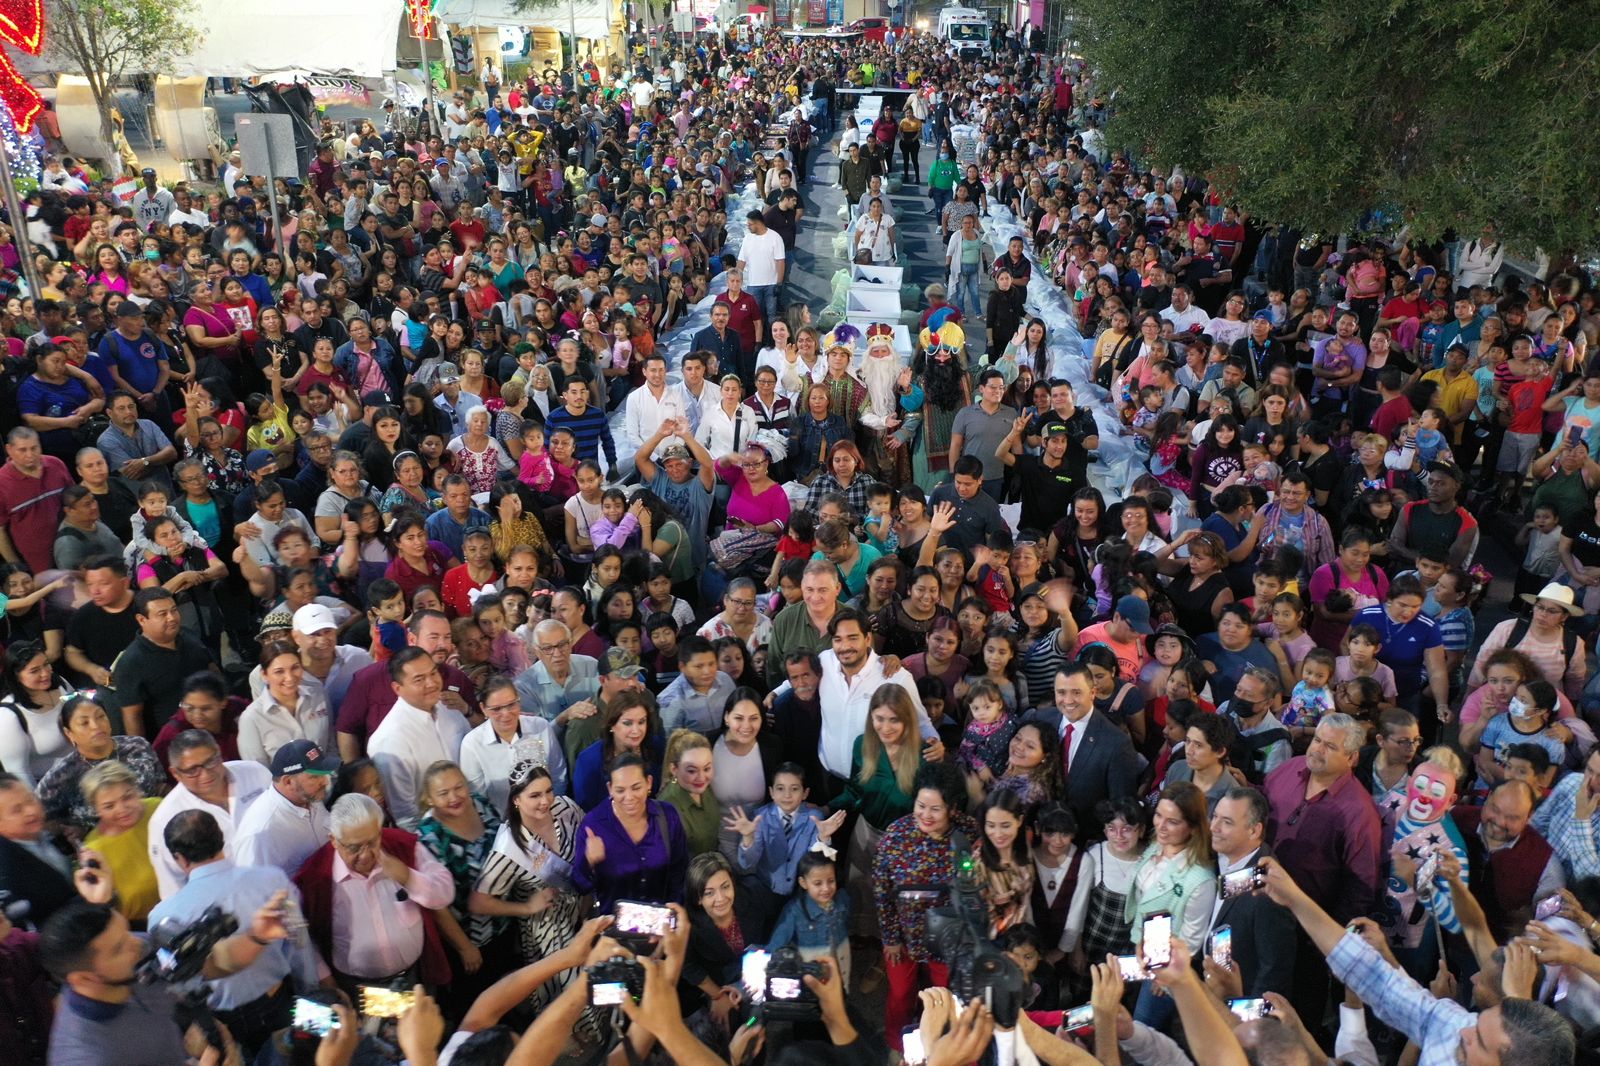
1535,895,1563,921
1210,926,1233,969
360,986,415,1019
1141,913,1173,971
741,949,770,1004
614,900,676,937
292,998,336,1036
1228,998,1270,1022
902,1030,928,1066
1221,866,1261,899
1064,1004,1095,1033
1115,954,1146,981
591,981,628,1006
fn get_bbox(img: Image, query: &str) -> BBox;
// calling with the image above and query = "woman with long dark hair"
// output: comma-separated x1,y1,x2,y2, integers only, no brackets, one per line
912,333,971,488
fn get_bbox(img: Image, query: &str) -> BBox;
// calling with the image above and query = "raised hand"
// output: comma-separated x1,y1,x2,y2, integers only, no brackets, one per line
723,805,760,839
584,827,606,867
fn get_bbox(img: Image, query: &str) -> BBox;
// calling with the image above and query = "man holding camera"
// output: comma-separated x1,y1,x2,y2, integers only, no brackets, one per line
40,853,295,1066
147,809,323,1061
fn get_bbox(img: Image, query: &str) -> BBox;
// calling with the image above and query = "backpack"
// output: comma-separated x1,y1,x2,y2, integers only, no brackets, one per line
1232,726,1291,786
1506,617,1580,679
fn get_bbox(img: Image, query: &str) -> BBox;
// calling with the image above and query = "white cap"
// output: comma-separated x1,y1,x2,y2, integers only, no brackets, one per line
292,603,337,635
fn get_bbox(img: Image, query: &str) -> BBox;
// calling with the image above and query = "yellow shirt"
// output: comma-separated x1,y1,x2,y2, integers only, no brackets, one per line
1420,368,1481,444
246,402,296,454
85,797,162,922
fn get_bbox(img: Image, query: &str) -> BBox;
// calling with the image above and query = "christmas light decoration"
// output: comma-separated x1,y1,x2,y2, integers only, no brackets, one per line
0,100,39,192
0,0,44,132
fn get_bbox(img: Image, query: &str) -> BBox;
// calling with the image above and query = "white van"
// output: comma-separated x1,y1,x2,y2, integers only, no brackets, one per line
936,6,990,59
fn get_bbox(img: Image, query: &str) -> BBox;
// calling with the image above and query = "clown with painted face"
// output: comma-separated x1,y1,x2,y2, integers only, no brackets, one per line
1376,749,1471,957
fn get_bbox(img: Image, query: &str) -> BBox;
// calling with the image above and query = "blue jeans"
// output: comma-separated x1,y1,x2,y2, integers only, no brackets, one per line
745,284,778,324
930,186,951,219
953,262,982,321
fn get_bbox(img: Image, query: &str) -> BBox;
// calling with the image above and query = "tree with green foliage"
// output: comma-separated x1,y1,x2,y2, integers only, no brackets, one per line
47,0,203,157
1072,0,1600,253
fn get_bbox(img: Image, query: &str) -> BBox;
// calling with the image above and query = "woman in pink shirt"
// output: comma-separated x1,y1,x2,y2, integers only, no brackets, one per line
715,443,791,533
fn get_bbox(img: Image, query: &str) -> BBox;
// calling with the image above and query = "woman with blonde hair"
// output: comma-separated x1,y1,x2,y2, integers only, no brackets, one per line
658,729,722,858
1125,781,1216,1026
81,760,160,923
835,683,930,936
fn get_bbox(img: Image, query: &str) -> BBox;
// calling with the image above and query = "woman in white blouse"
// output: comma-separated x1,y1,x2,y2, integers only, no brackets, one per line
238,640,332,767
697,375,760,460
458,676,568,811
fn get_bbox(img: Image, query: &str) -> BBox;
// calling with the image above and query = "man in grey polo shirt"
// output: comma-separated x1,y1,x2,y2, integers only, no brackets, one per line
949,368,1018,499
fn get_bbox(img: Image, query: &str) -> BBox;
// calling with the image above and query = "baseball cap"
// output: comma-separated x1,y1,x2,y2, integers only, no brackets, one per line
1113,594,1154,635
293,603,337,636
140,167,156,177
237,196,255,210
599,647,648,679
1427,460,1465,482
659,443,691,461
1250,310,1274,322
271,739,340,777
436,363,461,384
475,318,495,331
115,301,146,319
244,449,276,474
1042,421,1071,437
361,389,391,407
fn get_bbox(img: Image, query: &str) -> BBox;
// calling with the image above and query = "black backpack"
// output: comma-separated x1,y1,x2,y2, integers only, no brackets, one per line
1506,617,1580,678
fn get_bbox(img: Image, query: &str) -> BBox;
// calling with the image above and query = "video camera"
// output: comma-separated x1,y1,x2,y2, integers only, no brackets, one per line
586,955,646,1007
136,905,239,1050
924,835,1025,1027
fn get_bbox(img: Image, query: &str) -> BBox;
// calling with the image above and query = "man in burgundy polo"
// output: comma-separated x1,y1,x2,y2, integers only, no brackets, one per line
0,427,74,572
1452,781,1563,942
335,610,479,760
715,268,763,357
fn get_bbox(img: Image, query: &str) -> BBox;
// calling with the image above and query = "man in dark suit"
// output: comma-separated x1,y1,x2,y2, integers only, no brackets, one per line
691,301,749,389
1025,662,1138,837
1204,786,1296,996
0,774,83,927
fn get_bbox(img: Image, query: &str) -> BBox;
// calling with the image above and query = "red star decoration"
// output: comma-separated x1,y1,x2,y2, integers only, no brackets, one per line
0,0,44,132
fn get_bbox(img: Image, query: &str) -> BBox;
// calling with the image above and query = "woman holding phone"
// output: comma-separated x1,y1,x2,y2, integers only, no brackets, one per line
1123,781,1216,1027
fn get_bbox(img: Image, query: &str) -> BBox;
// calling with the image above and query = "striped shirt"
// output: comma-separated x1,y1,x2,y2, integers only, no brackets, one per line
544,402,617,467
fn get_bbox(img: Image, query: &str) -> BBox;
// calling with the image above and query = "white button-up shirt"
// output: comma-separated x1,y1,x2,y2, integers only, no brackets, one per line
623,382,691,456
232,784,332,877
237,680,332,768
369,698,471,830
816,649,936,778
330,845,454,979
148,761,272,898
248,646,373,708
458,715,568,811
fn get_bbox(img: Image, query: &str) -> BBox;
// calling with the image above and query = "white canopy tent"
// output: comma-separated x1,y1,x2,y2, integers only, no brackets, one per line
433,0,614,39
22,0,406,78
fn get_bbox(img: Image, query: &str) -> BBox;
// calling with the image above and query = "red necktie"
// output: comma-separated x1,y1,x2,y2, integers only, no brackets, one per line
1061,722,1075,780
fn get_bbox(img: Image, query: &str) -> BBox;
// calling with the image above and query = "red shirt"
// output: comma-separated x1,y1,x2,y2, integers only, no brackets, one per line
449,218,487,250
1209,221,1245,263
0,455,73,572
1508,375,1556,434
1370,395,1415,444
716,291,762,354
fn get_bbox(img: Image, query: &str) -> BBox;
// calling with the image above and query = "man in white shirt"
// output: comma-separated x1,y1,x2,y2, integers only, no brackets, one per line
623,352,690,457
1159,284,1210,334
148,729,272,898
166,187,211,230
233,739,336,878
816,607,944,782
737,210,787,326
130,168,176,232
368,648,472,830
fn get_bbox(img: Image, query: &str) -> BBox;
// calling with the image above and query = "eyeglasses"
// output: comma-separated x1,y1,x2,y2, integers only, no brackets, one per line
483,700,522,715
536,640,571,654
1385,735,1422,747
171,752,223,779
1534,603,1568,615
727,597,757,608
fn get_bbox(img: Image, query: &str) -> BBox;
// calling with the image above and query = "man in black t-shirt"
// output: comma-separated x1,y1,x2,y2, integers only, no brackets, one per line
1002,419,1084,533
1025,380,1101,487
63,556,140,689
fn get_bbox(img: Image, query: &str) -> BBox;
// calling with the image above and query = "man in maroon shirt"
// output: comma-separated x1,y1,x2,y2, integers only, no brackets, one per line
715,268,763,355
0,427,74,572
335,610,479,760
1369,365,1416,444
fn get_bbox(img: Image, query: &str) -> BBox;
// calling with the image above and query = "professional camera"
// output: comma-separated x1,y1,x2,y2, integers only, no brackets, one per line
139,905,239,985
586,955,645,1007
761,946,824,1021
925,838,1025,1027
135,905,240,1051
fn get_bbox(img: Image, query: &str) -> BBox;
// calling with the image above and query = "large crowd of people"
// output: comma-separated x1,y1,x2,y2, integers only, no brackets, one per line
0,14,1597,1066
